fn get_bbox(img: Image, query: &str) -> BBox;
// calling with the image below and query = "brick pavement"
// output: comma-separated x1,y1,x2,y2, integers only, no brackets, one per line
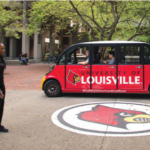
4,63,54,91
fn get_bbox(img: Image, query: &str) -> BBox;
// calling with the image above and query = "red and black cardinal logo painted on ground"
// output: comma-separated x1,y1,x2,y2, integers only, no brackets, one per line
67,70,80,85
52,102,150,137
78,105,149,130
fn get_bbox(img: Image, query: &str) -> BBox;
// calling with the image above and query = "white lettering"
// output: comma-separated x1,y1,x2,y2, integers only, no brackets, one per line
95,76,102,84
129,76,134,84
87,76,90,84
120,76,122,84
135,76,140,84
91,77,94,84
103,76,105,84
81,76,86,84
123,76,128,84
106,76,111,84
112,77,116,84
80,76,141,85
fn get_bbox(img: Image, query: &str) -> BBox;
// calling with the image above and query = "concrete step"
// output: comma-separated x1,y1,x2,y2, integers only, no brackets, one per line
5,59,36,65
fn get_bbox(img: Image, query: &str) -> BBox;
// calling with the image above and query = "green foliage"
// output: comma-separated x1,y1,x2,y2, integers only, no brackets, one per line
55,51,58,55
110,2,150,41
0,1,24,40
60,1,150,41
26,1,71,36
135,36,150,43
83,47,86,52
27,1,150,42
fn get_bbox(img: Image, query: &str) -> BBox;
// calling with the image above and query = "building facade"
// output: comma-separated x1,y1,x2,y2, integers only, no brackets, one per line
3,1,90,63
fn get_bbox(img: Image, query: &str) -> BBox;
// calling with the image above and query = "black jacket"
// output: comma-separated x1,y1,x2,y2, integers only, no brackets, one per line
0,56,5,88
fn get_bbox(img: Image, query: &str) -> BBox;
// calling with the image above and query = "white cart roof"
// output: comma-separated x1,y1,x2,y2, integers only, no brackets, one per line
80,41,146,44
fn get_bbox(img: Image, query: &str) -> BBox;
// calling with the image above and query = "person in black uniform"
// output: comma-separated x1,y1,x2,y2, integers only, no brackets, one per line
0,43,8,132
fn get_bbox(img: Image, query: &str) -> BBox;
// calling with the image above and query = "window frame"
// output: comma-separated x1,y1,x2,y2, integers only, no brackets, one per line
117,44,143,65
57,51,66,65
144,44,150,65
57,43,146,66
57,53,65,65
91,44,117,65
65,44,91,65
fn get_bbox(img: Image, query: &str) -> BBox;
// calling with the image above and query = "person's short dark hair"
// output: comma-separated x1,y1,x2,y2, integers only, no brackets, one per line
0,43,3,46
109,51,115,57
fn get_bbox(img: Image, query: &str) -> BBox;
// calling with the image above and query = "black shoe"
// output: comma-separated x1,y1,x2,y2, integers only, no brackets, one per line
0,125,8,132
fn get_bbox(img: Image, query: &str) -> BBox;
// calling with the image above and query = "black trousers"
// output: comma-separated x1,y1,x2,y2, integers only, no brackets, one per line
0,84,5,124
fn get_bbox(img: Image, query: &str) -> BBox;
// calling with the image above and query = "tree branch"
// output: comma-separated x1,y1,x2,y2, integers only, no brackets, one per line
119,19,133,23
118,3,127,18
81,13,103,30
69,1,96,40
4,20,16,28
110,2,116,20
91,2,95,21
106,1,108,15
128,30,150,41
136,8,150,33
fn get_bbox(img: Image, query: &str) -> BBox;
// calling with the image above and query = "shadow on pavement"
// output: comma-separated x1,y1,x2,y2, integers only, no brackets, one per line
61,93,150,100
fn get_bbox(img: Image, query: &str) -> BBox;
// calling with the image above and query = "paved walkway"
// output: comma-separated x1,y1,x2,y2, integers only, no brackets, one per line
1,90,150,150
1,63,150,150
4,63,55,91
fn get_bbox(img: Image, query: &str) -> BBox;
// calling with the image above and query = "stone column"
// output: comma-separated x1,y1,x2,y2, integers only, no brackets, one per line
22,34,29,56
34,31,42,62
41,35,45,58
9,37,16,59
80,48,82,55
22,1,29,57
70,32,72,46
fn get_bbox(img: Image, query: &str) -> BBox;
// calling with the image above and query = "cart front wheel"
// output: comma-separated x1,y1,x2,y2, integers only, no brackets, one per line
44,80,61,97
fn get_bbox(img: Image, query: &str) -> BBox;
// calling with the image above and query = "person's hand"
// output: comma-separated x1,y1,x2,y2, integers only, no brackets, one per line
0,93,3,99
0,90,3,99
103,61,107,64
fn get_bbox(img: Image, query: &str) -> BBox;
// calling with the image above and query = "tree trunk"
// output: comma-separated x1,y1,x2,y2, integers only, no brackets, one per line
52,30,56,55
100,31,104,41
60,30,63,54
107,20,118,41
100,19,119,60
70,32,72,46
49,26,55,55
101,47,107,60
0,26,4,43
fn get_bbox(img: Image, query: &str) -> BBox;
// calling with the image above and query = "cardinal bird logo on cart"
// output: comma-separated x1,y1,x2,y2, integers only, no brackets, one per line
67,70,80,85
78,105,150,130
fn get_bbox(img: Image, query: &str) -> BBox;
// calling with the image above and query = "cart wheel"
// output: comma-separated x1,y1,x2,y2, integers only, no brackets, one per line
44,80,61,97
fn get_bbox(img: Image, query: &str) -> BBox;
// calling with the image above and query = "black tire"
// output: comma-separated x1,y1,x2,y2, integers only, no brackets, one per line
44,80,61,97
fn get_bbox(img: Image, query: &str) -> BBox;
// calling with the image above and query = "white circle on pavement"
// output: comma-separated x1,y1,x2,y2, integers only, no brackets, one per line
51,101,150,137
